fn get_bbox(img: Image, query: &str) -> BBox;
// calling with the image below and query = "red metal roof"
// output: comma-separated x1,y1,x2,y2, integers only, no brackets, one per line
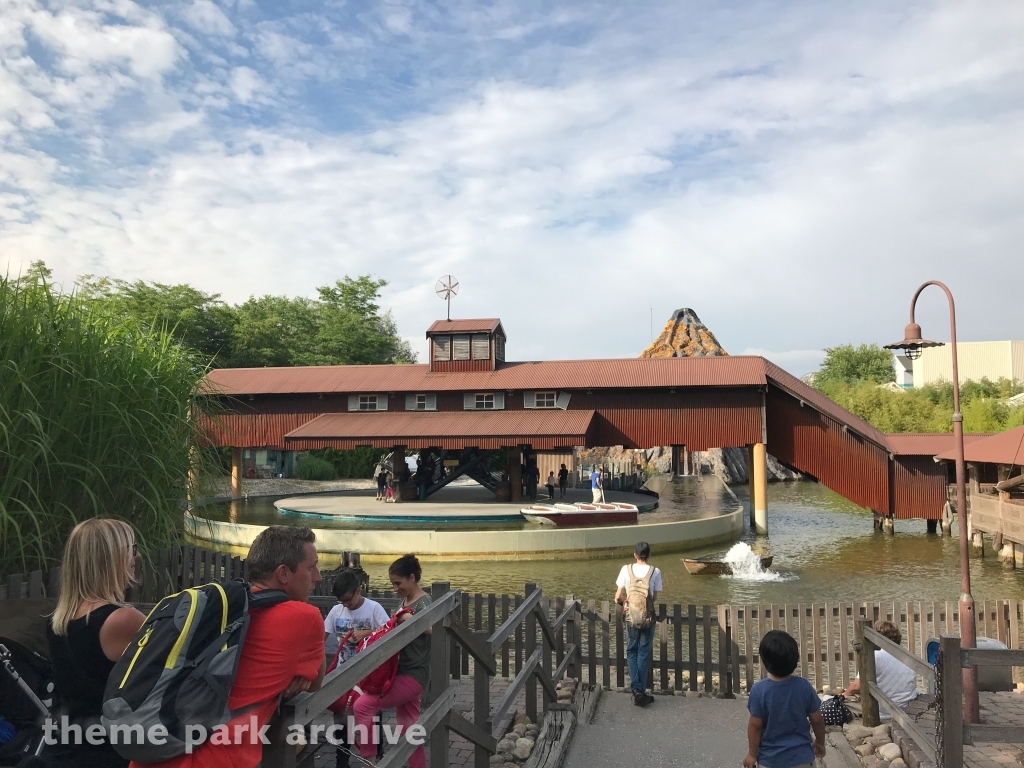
282,409,597,451
202,356,770,397
934,425,1024,465
886,433,993,457
762,360,891,449
425,318,504,336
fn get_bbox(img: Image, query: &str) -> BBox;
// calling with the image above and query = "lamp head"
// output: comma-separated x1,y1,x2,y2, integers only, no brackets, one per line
884,322,943,361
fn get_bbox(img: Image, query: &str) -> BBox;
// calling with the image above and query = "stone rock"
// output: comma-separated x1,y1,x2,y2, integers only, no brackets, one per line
685,690,702,698
844,725,875,740
889,760,906,768
513,714,532,726
557,689,573,700
489,755,512,766
515,738,535,751
524,726,539,737
861,756,886,768
878,743,903,762
869,735,893,747
512,745,532,761
496,738,516,753
872,724,892,737
855,744,875,757
512,723,529,737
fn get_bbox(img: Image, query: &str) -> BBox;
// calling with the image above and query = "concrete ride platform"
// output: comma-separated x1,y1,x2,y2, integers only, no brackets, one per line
186,477,744,563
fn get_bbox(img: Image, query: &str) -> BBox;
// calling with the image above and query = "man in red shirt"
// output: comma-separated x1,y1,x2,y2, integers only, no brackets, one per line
133,526,325,768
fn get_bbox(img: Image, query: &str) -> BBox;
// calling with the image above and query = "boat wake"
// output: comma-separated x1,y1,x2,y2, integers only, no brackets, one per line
721,543,797,582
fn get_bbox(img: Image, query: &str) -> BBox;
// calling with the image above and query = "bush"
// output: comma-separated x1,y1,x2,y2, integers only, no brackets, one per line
295,456,338,481
319,447,385,479
0,273,207,575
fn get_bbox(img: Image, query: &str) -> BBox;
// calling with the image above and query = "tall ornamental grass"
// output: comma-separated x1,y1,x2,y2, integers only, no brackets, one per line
0,275,207,575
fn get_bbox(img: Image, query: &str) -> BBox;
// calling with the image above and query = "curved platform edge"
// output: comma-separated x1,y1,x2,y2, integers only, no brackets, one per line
184,505,744,563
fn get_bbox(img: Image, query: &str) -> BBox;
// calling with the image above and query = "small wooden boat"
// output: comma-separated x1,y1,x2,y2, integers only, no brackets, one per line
682,556,773,575
521,503,639,527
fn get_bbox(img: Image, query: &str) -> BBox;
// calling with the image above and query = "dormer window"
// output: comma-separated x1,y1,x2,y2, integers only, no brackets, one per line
433,336,451,361
348,393,388,411
472,334,490,360
464,392,505,410
406,393,437,411
453,335,471,360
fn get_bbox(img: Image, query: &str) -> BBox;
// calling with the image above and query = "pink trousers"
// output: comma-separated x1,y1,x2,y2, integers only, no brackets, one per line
352,674,425,767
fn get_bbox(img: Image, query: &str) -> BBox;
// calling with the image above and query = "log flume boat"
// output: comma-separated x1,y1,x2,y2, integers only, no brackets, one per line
682,556,773,575
520,503,639,526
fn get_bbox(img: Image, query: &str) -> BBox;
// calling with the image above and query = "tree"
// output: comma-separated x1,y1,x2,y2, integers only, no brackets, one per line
815,344,896,388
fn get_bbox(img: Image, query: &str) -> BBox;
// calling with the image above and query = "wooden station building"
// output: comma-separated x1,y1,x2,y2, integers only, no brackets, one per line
199,317,955,532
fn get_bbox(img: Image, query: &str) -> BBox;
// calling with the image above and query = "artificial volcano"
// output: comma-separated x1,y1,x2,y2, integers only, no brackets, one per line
641,308,727,358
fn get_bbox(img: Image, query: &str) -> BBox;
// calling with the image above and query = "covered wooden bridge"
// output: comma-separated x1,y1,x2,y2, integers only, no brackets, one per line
198,318,953,532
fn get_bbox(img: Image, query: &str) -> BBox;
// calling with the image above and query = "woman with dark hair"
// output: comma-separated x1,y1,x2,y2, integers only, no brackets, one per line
352,554,431,767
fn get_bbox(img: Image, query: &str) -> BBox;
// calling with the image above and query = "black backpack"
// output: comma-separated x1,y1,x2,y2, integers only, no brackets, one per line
102,580,289,762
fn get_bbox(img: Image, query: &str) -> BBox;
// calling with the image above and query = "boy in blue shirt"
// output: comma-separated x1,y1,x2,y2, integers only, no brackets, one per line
744,630,826,768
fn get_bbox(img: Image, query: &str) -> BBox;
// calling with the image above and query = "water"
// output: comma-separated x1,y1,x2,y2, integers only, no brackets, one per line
199,479,1024,605
721,542,794,583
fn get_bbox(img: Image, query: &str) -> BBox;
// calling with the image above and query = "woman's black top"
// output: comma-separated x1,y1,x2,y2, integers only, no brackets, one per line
43,603,129,767
47,603,119,722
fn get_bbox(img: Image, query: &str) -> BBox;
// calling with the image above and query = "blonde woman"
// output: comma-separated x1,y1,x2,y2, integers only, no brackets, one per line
44,519,146,767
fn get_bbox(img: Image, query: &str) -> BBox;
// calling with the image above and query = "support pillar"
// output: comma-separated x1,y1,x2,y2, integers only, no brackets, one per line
751,442,768,535
393,445,406,503
509,447,522,503
883,516,895,535
230,447,243,498
927,519,938,535
671,445,681,477
1015,543,1024,569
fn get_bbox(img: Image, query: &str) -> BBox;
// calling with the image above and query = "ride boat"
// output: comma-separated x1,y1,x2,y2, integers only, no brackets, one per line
682,556,774,575
520,503,639,527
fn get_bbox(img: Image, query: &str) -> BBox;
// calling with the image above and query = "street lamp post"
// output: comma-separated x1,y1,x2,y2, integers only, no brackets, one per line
884,280,979,723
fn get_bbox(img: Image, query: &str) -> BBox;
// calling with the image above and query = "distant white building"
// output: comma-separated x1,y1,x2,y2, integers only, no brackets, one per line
896,341,1024,387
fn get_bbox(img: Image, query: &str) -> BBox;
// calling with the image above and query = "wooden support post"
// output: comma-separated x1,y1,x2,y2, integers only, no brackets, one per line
671,445,681,477
509,448,522,504
430,582,453,768
751,442,768,535
855,618,880,727
939,634,964,768
525,583,538,723
393,445,406,503
474,630,491,768
230,447,243,498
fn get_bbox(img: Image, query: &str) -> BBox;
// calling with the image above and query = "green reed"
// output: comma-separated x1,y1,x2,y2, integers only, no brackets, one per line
0,275,208,575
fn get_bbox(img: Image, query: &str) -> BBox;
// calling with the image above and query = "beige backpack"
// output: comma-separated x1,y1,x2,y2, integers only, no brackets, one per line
625,564,655,628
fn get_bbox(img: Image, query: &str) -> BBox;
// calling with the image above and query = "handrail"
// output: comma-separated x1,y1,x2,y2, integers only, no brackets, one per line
486,588,542,651
287,589,460,724
960,648,1024,667
862,626,934,676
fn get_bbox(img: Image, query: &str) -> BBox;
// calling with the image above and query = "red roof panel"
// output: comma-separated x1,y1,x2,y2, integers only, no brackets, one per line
886,433,993,457
934,425,1024,465
426,318,504,336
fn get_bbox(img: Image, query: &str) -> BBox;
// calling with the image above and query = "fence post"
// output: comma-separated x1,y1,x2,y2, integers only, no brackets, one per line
855,618,880,727
939,634,963,768
525,584,538,723
566,595,578,681
430,582,452,768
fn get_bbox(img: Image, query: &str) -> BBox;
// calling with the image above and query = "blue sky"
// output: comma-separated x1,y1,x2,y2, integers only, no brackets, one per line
2,1,1023,374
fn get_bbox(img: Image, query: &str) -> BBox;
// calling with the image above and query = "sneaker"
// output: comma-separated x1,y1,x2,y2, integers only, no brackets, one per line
643,693,655,705
633,691,649,707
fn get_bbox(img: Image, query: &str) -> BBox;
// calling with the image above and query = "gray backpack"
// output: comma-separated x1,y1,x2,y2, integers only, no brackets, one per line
102,580,288,762
625,564,655,628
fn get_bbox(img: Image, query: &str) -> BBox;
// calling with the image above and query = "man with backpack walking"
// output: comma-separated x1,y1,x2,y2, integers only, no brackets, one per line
614,542,661,707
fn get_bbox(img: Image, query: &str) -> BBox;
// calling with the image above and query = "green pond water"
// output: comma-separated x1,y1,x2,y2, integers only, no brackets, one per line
199,479,1024,606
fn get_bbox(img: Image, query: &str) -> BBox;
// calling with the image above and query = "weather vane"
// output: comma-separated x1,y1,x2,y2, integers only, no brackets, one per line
435,275,459,321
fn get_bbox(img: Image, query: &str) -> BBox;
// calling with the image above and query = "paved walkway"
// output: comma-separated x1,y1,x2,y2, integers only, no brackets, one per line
565,692,750,768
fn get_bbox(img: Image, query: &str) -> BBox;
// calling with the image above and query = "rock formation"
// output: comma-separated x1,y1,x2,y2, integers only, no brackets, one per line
641,308,728,358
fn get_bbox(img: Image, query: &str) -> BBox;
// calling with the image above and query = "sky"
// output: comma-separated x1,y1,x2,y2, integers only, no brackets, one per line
2,1,1023,376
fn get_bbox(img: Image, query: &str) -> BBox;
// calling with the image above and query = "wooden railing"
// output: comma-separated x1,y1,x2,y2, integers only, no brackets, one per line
969,492,1024,546
935,635,1024,768
857,619,937,763
262,582,581,768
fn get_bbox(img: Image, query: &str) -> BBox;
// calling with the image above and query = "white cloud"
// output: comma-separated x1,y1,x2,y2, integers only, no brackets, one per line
2,1,1024,366
183,0,236,37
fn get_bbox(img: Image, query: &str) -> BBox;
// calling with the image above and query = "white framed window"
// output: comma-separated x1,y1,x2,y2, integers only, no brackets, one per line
472,334,490,360
348,393,389,411
406,393,437,411
433,335,451,361
464,392,504,410
494,334,505,362
453,334,471,361
524,391,569,409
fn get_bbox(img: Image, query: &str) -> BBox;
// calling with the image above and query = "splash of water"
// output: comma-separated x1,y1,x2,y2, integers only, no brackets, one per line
722,542,791,582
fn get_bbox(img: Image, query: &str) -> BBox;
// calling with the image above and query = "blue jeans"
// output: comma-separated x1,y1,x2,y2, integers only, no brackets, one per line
626,624,655,694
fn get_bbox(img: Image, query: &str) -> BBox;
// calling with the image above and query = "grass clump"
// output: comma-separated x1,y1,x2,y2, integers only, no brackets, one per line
294,455,338,481
0,273,207,576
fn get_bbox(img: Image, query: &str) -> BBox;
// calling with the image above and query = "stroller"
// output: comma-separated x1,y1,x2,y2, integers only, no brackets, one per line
0,599,54,766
